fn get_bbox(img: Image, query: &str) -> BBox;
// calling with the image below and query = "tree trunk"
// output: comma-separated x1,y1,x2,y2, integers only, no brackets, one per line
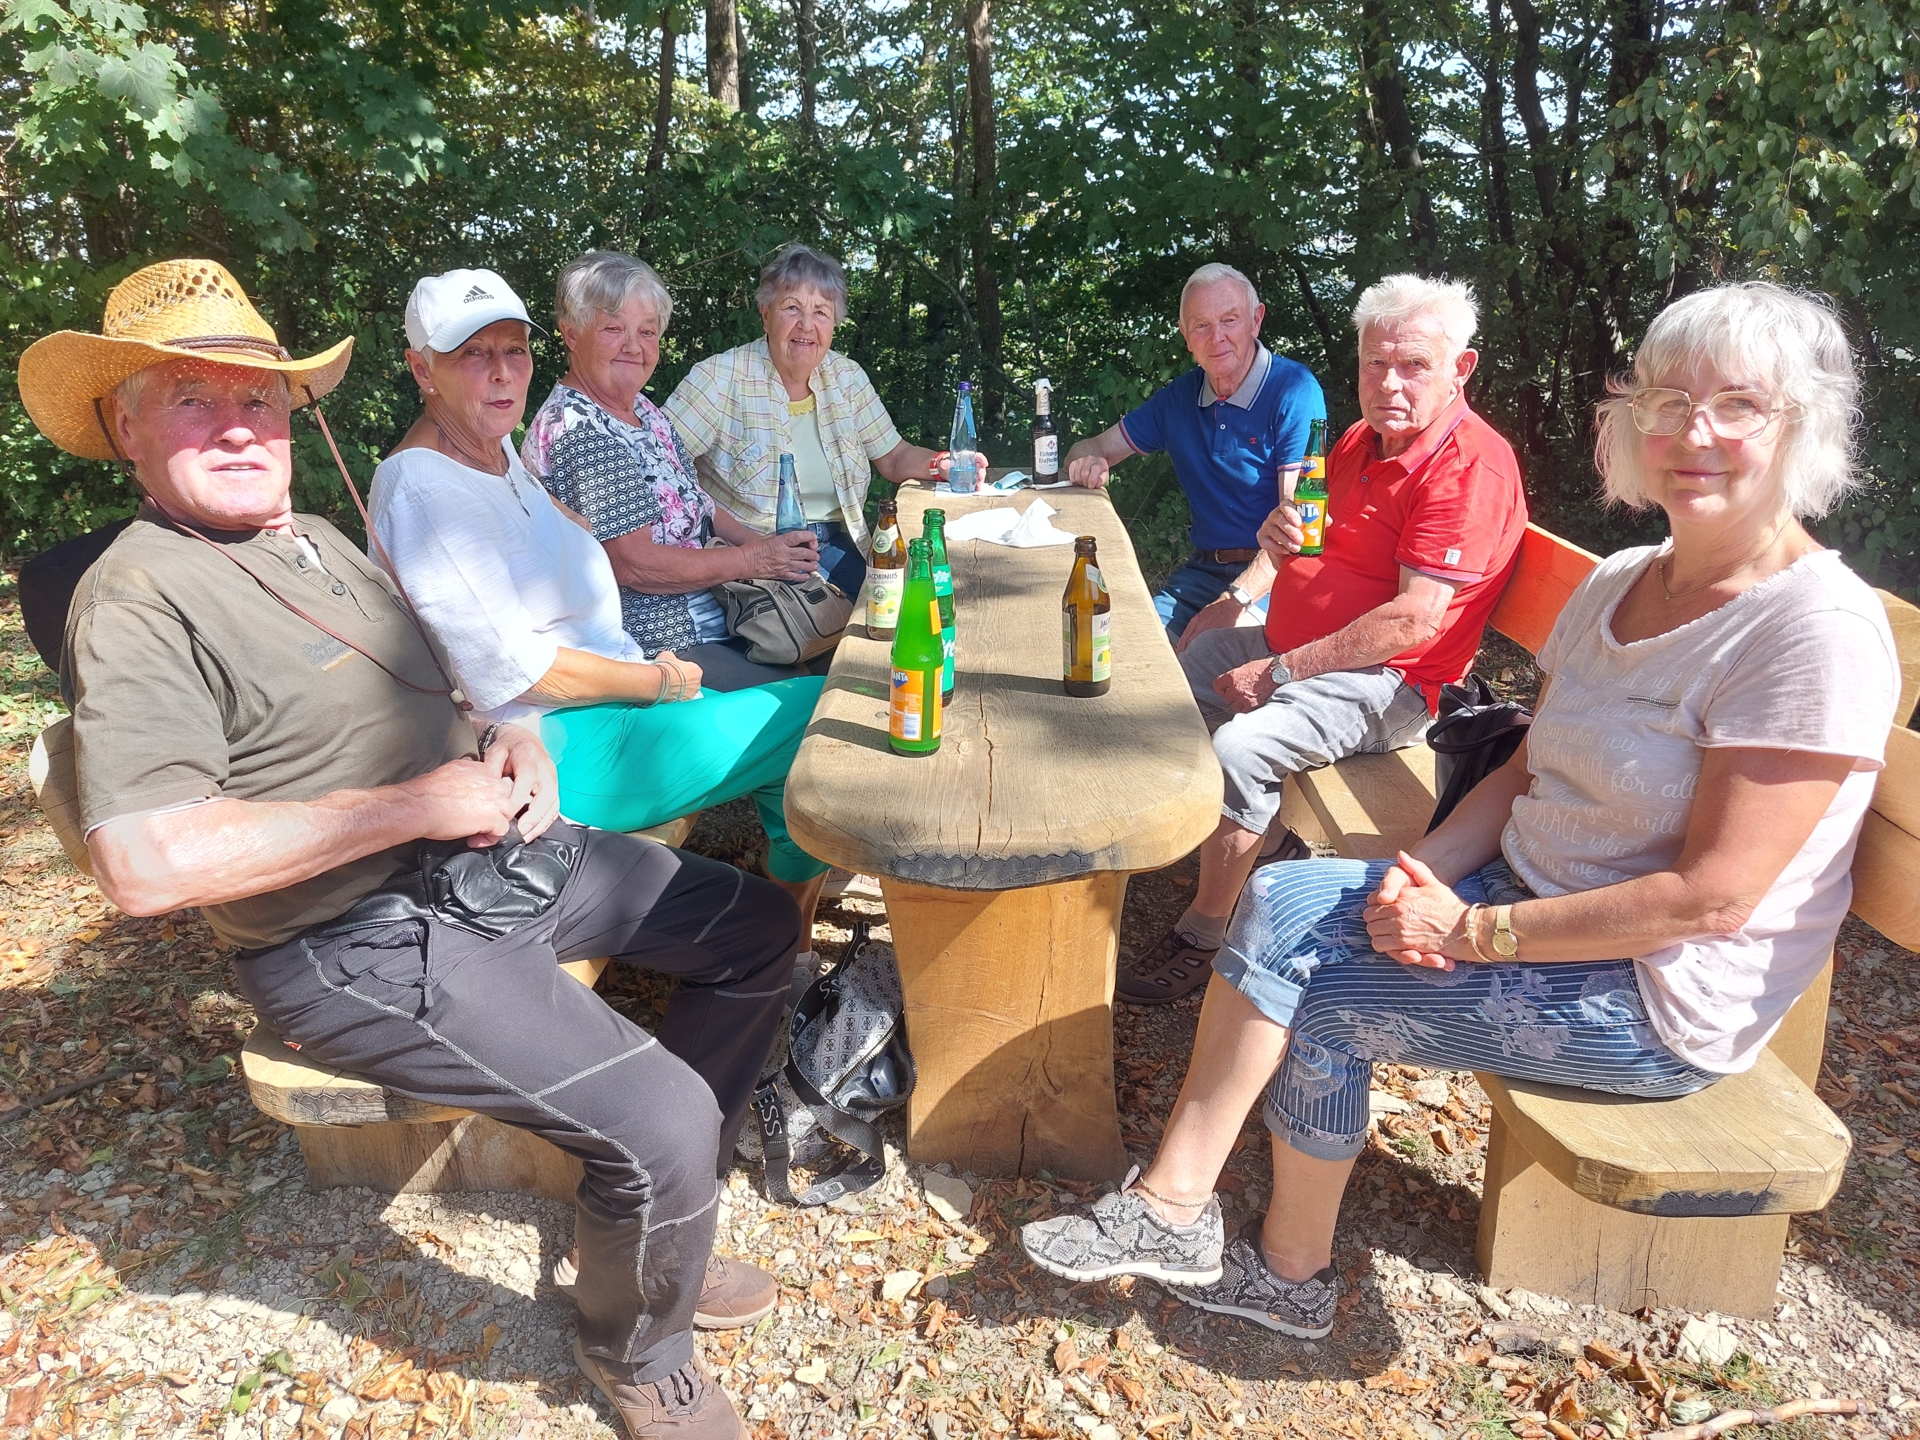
795,0,818,144
1357,0,1441,270
707,0,739,108
737,5,756,116
645,10,675,204
964,0,1001,420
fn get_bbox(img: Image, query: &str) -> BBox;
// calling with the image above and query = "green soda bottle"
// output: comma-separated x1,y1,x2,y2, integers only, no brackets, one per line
923,509,956,700
888,538,944,756
1294,417,1329,557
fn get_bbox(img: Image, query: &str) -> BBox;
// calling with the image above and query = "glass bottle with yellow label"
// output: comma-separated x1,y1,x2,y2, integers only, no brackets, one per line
888,538,944,754
865,498,906,639
1294,417,1329,557
1062,535,1112,697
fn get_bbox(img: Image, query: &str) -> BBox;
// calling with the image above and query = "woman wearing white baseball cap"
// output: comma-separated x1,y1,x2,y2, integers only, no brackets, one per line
369,269,835,983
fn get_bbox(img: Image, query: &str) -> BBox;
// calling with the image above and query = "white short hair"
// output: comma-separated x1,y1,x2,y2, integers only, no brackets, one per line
1352,274,1478,353
1180,264,1259,322
555,250,673,332
756,244,849,322
1594,282,1860,519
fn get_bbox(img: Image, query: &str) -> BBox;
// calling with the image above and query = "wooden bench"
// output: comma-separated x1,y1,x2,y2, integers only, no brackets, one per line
1279,523,1920,1316
235,810,699,1198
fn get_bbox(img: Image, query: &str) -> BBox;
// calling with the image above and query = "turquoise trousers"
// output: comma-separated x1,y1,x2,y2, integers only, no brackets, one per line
539,676,829,883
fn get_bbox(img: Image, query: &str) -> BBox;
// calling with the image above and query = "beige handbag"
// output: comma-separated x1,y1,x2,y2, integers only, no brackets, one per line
709,574,853,666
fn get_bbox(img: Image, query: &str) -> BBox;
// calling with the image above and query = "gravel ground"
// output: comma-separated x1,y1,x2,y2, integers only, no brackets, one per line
4,585,1919,1440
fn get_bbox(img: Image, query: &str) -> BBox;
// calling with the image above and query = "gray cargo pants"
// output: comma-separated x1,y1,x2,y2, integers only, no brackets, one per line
233,822,795,1382
1179,626,1433,834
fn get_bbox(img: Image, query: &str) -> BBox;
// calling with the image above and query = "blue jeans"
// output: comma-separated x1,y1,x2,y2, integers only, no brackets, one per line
807,521,866,600
1154,554,1245,641
1212,857,1718,1160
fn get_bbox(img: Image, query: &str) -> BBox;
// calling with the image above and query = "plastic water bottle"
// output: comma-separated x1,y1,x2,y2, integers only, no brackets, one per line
775,453,807,532
948,382,979,493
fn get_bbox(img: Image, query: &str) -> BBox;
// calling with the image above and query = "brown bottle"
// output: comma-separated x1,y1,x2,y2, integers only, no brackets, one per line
866,498,906,639
1062,535,1112,697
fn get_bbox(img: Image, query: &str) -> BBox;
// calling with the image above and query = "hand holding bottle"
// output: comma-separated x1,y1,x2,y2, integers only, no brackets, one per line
741,529,821,582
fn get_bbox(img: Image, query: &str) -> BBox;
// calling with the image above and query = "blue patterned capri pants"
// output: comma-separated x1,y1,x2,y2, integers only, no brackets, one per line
1211,857,1720,1161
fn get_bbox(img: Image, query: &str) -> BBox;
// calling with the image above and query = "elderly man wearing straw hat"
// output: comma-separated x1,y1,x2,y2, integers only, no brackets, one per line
18,260,789,1439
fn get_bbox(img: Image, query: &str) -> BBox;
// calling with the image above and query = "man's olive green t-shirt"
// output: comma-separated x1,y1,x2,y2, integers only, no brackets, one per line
65,507,474,949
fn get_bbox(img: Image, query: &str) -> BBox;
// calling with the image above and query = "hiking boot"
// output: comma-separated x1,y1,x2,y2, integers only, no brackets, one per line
1021,1168,1223,1286
1170,1219,1338,1339
574,1340,744,1440
554,1250,778,1330
1116,923,1219,1005
690,1253,778,1328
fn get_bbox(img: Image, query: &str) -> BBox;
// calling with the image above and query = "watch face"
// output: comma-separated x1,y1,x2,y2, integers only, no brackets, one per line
1493,931,1518,957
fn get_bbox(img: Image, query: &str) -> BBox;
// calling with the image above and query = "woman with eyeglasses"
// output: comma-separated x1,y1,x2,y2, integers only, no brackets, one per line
1020,282,1901,1345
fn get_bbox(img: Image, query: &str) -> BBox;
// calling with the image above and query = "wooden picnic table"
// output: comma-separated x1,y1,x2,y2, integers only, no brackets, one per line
784,480,1221,1181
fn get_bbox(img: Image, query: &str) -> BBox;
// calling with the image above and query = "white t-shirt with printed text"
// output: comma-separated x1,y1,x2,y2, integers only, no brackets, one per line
1502,544,1899,1072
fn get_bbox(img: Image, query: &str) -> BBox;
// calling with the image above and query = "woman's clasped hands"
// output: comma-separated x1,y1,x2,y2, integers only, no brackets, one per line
1364,850,1473,971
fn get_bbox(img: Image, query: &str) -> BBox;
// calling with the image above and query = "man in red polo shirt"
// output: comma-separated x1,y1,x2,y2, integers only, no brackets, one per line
1120,274,1528,1004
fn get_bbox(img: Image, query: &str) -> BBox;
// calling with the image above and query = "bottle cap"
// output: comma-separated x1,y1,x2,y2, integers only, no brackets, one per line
958,381,972,392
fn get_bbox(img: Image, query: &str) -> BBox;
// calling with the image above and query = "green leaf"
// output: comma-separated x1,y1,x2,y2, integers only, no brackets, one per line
2,0,72,35
228,1371,262,1415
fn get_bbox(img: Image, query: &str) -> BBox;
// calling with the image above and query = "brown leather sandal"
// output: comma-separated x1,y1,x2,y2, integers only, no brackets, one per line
1117,924,1220,1005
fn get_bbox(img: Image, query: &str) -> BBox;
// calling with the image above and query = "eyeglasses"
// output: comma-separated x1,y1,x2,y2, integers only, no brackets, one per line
1629,387,1793,440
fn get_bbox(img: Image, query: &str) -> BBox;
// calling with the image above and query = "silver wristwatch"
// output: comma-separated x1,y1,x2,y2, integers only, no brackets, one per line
1228,584,1255,609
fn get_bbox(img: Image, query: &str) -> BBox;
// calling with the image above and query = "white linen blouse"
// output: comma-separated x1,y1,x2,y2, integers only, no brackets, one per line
369,442,643,726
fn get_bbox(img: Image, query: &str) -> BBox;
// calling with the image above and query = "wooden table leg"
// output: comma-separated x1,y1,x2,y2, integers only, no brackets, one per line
879,872,1131,1182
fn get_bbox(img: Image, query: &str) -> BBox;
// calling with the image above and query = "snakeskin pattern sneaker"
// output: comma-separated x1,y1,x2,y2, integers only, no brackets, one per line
1021,1168,1224,1285
1170,1219,1338,1339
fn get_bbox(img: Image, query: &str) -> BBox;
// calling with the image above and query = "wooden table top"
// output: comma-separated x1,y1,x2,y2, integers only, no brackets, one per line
784,482,1222,888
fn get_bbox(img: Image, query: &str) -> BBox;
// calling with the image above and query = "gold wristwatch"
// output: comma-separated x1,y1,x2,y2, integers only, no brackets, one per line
1491,904,1520,958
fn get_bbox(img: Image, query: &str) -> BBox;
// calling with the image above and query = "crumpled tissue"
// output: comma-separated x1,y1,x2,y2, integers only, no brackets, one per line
940,498,1077,547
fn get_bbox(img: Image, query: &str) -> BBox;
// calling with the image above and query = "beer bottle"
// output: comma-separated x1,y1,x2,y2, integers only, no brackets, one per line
889,538,943,755
1294,417,1329,557
865,498,906,639
923,509,956,701
1032,378,1060,480
1062,535,1112,697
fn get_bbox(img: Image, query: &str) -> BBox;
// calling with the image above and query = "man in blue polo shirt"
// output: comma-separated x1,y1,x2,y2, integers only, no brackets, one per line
1065,263,1326,639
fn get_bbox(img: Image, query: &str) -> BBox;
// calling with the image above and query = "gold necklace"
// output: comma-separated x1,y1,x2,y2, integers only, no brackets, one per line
1658,519,1787,603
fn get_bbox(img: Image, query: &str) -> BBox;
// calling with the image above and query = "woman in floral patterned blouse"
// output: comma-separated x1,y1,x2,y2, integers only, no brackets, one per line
522,251,825,692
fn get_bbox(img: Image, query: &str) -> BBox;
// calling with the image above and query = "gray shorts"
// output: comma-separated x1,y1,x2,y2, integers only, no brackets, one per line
1178,626,1433,834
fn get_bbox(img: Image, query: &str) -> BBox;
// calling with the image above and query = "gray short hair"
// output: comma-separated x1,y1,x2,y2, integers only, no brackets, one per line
554,250,673,332
113,360,288,420
1594,282,1860,520
1352,274,1478,353
756,244,848,322
1180,264,1259,322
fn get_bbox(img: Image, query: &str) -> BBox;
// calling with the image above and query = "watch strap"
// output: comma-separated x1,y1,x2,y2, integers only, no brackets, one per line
1493,903,1519,957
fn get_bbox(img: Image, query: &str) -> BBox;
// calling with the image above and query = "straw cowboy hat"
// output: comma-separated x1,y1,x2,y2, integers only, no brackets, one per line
18,259,354,461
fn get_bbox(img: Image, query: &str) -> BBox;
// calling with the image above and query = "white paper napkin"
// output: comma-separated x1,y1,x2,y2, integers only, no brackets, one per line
941,498,1077,547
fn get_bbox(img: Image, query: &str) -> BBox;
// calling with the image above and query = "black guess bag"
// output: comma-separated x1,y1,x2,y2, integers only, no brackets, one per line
1424,674,1532,833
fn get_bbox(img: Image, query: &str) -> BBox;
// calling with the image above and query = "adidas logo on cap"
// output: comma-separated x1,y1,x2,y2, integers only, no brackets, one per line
463,285,493,303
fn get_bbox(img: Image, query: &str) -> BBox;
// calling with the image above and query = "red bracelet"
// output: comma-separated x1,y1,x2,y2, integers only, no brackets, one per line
929,450,948,476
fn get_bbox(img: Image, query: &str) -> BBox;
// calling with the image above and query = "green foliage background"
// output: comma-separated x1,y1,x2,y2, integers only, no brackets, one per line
2,0,1916,595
